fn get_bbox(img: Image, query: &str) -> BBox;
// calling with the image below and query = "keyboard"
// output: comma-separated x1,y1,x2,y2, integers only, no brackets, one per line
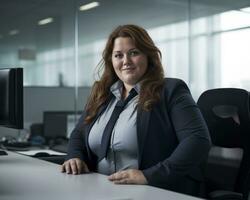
4,141,31,151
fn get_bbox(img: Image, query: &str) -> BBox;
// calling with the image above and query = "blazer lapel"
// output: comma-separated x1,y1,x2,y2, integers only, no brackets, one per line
137,108,151,167
84,94,114,157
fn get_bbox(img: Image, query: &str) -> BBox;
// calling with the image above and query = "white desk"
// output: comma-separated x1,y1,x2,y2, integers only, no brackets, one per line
0,151,203,200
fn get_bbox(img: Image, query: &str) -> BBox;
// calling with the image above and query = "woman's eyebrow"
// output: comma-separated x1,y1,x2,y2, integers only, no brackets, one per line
128,48,138,51
113,48,138,53
112,50,121,53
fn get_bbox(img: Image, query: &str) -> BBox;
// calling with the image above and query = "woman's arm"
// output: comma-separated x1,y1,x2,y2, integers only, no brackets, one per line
142,79,211,187
66,114,87,161
62,113,90,174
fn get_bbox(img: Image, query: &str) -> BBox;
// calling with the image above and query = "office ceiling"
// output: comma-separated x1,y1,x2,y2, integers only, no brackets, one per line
0,0,250,44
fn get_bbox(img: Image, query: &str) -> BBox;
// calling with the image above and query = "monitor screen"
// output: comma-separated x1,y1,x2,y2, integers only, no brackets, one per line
0,68,23,129
43,111,81,139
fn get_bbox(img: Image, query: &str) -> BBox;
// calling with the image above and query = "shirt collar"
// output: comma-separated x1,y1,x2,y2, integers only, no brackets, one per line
110,80,141,100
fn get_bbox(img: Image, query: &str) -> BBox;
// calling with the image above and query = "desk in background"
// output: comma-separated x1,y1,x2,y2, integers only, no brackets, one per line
2,139,68,165
0,151,203,200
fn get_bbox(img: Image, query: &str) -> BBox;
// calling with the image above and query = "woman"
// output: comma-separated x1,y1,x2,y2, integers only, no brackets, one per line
61,24,211,197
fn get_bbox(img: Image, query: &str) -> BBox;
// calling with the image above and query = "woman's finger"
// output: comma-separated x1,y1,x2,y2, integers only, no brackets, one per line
61,163,66,173
65,162,72,174
108,171,128,181
113,178,130,184
75,159,83,174
70,160,78,174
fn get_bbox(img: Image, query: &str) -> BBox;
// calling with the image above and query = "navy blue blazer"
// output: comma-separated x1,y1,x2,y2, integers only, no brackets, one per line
66,78,211,197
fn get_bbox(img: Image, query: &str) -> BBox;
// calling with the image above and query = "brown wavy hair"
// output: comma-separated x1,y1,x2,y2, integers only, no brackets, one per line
84,24,165,124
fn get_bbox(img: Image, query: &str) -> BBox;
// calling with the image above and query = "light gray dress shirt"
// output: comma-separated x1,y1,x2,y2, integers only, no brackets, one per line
88,81,139,175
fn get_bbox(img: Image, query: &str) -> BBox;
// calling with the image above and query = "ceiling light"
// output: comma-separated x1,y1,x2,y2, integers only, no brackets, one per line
79,2,99,11
38,17,54,25
9,30,19,36
240,7,250,13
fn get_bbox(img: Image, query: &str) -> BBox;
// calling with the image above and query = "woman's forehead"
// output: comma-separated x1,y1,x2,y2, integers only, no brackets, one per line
113,37,136,50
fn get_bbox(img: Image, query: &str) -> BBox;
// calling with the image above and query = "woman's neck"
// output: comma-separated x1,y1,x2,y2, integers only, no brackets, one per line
122,88,129,99
122,84,133,99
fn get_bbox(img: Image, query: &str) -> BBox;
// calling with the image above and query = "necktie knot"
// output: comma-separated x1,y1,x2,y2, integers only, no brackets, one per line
116,88,137,108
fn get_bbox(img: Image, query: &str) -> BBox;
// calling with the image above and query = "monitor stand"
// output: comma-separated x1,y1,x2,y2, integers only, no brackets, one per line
0,150,8,156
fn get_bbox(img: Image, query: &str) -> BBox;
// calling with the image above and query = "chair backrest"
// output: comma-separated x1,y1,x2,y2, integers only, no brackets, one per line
197,88,250,194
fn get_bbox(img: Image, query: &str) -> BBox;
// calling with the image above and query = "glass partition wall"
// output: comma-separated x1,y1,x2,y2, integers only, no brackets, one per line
0,0,78,138
189,0,250,99
0,0,250,139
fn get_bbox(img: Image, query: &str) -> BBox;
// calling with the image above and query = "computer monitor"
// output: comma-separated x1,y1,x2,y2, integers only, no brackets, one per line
0,68,23,155
43,111,81,140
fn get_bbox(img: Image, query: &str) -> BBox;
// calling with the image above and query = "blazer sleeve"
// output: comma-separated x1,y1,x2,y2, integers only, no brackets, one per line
65,112,88,162
142,79,211,186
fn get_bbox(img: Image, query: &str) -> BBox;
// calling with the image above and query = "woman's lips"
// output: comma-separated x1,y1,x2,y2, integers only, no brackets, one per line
122,67,135,71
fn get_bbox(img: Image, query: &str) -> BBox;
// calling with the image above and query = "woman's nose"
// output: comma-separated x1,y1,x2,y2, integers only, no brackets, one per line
123,54,131,65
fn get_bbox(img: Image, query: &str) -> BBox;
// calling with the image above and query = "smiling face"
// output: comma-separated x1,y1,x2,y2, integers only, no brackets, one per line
111,37,148,92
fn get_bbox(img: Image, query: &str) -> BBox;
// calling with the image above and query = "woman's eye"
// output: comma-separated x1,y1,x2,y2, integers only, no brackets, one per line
114,54,123,58
129,50,140,56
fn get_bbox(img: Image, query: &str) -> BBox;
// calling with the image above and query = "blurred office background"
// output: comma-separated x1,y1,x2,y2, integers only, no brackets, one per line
0,0,250,137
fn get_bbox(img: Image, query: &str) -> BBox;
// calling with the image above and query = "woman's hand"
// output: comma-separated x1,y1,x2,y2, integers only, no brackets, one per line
61,158,89,175
108,169,148,185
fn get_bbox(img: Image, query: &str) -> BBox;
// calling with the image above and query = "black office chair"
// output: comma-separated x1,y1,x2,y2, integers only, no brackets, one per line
197,88,250,200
